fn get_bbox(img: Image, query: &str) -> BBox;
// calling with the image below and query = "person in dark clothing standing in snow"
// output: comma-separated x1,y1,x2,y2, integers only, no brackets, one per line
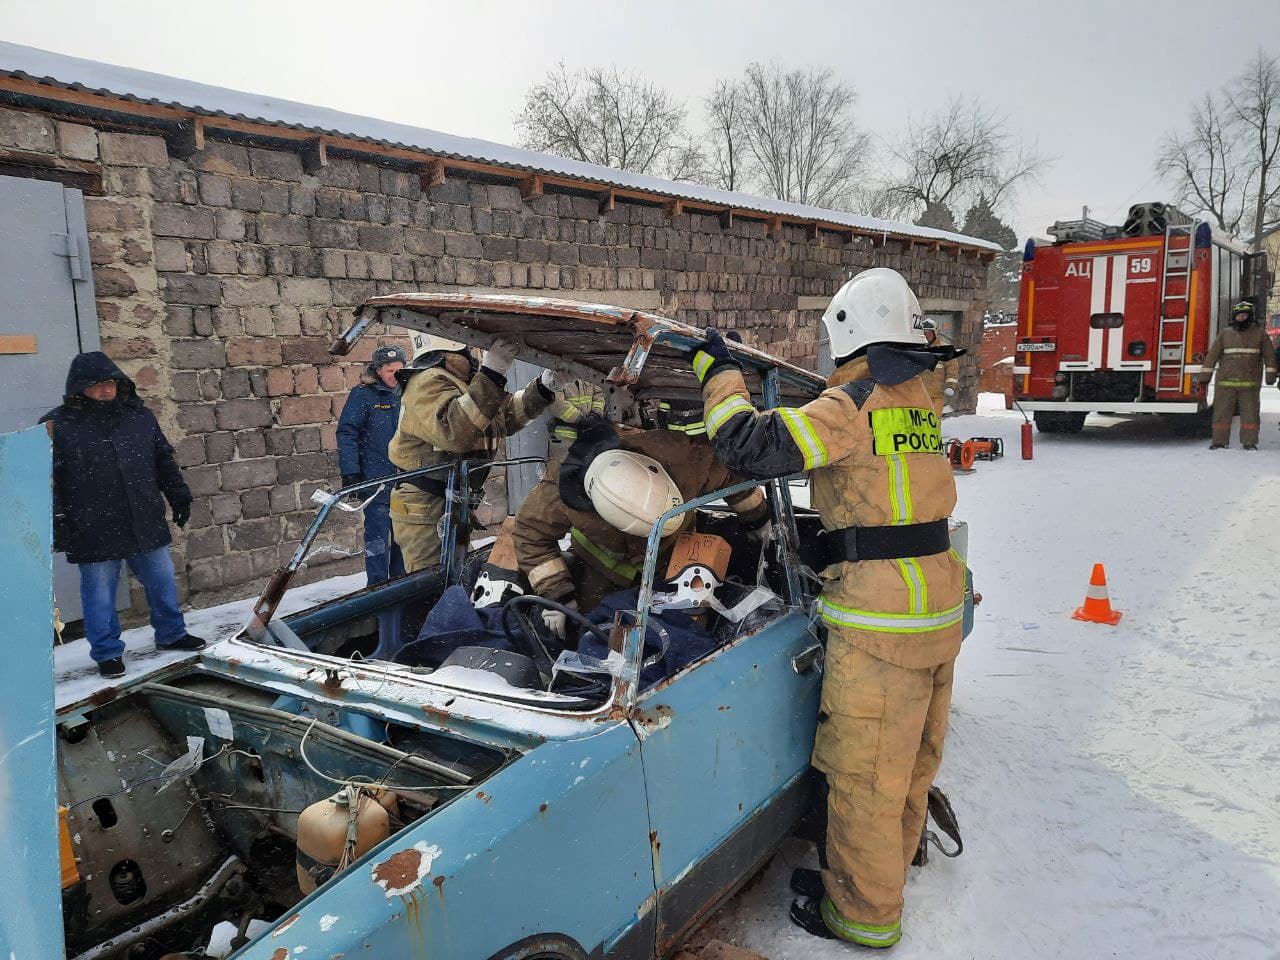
337,344,408,584
43,352,205,678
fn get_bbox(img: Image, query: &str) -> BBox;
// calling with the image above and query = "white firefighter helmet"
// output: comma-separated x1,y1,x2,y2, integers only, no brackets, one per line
409,330,466,362
584,450,684,538
821,268,926,363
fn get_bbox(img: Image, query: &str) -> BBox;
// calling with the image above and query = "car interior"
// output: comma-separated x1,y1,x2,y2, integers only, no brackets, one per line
248,464,826,712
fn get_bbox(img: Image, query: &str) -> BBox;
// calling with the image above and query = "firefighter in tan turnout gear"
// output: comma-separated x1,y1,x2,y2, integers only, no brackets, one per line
919,318,960,418
688,268,965,949
511,405,771,636
1200,301,1276,450
388,333,554,572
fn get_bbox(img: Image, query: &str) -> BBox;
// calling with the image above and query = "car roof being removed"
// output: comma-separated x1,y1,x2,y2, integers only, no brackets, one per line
336,293,827,403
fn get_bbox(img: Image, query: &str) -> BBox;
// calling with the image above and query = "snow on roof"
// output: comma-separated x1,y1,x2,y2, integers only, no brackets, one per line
0,41,1000,253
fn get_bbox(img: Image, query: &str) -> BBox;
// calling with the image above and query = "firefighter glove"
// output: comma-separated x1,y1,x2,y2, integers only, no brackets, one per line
171,500,191,529
690,327,742,385
481,337,517,377
542,599,577,640
538,368,558,396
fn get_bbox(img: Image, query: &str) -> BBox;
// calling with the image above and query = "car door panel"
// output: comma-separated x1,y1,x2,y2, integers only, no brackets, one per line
233,721,654,960
631,610,822,950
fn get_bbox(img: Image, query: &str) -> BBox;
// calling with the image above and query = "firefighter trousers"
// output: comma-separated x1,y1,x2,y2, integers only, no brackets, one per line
1212,385,1261,446
389,487,447,573
812,637,955,928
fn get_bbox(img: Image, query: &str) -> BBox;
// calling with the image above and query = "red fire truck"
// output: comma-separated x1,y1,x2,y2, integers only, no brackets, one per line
1013,203,1269,432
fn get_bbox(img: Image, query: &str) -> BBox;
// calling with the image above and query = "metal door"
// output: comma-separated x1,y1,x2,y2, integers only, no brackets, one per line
0,174,114,620
504,358,549,511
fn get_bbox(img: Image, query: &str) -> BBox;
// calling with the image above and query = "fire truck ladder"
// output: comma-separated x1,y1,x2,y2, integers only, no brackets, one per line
1156,222,1195,393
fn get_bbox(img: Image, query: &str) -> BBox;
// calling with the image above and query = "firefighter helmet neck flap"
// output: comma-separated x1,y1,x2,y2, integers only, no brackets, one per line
821,268,927,365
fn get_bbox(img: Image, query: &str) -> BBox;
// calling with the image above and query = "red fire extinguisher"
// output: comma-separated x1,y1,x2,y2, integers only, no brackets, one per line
1021,421,1033,460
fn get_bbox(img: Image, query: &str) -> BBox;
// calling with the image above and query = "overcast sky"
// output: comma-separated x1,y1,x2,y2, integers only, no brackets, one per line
4,0,1278,240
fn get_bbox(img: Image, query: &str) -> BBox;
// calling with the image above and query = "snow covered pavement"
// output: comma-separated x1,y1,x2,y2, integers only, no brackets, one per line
53,572,364,711
700,394,1280,959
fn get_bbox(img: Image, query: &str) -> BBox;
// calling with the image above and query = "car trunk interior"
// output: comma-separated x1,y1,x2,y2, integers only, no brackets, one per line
57,672,509,960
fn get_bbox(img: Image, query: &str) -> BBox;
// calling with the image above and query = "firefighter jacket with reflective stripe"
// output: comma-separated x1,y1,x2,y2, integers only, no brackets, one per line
512,429,767,602
388,359,552,478
1202,324,1277,388
701,357,965,668
547,378,606,459
920,351,960,418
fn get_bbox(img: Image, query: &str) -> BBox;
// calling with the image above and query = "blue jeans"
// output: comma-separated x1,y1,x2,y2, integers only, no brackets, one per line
79,546,187,663
363,494,404,585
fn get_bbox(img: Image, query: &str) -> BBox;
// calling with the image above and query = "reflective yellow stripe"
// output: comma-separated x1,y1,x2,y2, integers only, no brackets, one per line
1219,380,1260,387
553,425,578,441
886,454,914,524
817,598,963,633
570,528,640,581
692,351,714,382
665,420,707,436
706,395,755,438
778,408,828,470
895,557,927,614
821,898,903,947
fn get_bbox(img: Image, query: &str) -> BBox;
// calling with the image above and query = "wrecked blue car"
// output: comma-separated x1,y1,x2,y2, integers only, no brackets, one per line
12,296,966,960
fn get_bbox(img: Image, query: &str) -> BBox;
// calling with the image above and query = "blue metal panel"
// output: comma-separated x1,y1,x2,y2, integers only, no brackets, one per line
0,426,63,959
232,720,655,959
630,611,822,940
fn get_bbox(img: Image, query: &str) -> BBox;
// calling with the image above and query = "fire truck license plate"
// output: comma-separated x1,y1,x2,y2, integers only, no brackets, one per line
1016,341,1056,352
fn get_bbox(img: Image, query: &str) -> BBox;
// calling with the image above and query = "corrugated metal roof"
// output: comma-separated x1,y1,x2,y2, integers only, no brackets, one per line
0,41,1001,252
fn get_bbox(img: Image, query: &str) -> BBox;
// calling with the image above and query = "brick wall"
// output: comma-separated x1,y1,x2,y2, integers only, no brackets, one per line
0,105,989,609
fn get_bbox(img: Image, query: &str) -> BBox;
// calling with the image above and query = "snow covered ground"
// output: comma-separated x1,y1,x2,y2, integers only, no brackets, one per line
53,572,364,710
699,393,1280,958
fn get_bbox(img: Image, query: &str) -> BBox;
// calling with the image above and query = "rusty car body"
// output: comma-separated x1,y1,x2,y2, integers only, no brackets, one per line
15,295,838,960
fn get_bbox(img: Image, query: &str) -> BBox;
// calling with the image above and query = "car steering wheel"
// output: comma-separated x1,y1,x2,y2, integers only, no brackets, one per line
500,595,613,684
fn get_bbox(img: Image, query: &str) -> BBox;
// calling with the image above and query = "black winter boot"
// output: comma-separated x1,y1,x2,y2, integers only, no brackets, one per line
790,866,824,899
159,634,206,652
97,658,125,678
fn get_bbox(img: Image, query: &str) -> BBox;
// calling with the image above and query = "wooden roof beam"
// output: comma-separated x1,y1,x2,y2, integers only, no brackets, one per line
165,116,205,159
419,158,446,191
300,136,329,175
598,188,615,214
519,174,544,200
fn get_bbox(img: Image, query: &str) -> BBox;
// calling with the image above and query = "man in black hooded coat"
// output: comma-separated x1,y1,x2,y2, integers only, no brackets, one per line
42,352,205,677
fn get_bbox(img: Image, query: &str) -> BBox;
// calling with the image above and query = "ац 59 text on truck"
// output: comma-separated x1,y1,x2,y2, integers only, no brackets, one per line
1013,202,1270,433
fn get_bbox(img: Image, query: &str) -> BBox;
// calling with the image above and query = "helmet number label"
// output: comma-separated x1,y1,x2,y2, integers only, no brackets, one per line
870,407,944,456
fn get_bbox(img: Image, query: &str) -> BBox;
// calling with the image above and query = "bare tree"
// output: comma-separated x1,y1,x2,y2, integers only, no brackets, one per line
718,63,870,208
1157,94,1246,234
1159,51,1280,247
515,64,700,180
703,79,744,191
882,97,1049,225
1229,51,1280,247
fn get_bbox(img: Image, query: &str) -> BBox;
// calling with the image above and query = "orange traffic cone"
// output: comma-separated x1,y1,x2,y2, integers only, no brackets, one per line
1072,563,1122,625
